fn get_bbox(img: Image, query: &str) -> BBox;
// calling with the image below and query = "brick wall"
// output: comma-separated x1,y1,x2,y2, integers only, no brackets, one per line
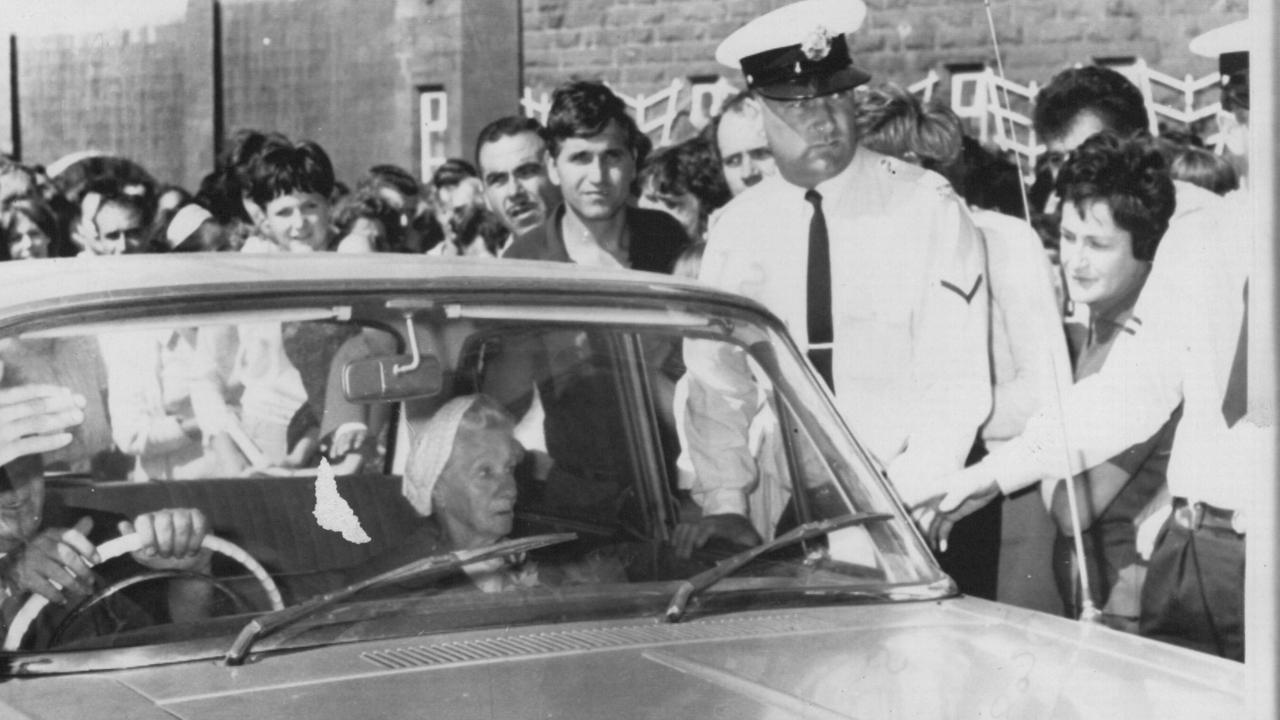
0,0,1249,188
15,26,190,185
522,0,1247,97
2,0,519,189
219,0,406,188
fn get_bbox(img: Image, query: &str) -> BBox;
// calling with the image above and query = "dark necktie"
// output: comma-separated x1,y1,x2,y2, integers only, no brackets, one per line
805,189,834,390
1222,280,1247,427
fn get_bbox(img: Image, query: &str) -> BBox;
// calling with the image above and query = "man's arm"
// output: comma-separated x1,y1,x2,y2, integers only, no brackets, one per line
673,227,765,556
919,206,1221,545
981,216,1072,444
888,198,992,505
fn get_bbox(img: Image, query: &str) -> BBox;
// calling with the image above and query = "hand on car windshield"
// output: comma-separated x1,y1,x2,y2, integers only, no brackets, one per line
911,465,1001,552
120,508,211,572
672,513,762,559
0,374,86,468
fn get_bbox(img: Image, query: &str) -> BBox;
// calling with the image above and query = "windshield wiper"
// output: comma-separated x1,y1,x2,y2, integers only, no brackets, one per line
223,532,576,665
663,513,891,623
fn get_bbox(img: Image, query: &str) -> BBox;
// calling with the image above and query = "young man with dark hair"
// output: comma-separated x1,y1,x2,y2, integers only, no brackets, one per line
1032,66,1150,179
241,139,336,253
474,116,561,249
504,81,687,272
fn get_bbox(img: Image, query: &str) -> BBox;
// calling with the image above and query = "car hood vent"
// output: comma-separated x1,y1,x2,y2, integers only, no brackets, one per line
360,613,828,670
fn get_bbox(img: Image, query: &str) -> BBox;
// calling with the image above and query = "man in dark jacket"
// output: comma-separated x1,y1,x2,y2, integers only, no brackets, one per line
504,81,688,273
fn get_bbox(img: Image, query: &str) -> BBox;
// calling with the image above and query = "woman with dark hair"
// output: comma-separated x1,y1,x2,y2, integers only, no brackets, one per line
1049,132,1178,631
330,190,403,253
1,197,65,260
638,137,731,241
451,205,510,258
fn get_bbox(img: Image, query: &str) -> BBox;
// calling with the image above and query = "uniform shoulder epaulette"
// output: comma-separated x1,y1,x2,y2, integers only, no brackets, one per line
876,155,956,197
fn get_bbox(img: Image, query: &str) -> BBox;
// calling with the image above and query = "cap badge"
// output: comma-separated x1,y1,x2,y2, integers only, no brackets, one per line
801,26,832,61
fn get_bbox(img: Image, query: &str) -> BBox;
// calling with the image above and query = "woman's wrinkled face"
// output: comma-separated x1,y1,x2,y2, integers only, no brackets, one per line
432,426,523,549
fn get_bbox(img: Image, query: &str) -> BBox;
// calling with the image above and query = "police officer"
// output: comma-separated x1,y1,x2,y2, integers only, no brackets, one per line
676,0,991,556
1190,19,1250,187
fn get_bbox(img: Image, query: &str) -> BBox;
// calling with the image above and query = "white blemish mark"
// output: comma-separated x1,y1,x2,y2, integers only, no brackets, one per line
313,458,371,544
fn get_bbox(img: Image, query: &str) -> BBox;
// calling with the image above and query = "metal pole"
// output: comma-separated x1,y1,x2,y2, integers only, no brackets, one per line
1246,0,1278,717
211,0,224,162
8,34,19,162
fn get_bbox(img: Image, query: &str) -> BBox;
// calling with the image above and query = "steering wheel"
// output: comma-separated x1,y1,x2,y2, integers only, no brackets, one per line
3,533,284,651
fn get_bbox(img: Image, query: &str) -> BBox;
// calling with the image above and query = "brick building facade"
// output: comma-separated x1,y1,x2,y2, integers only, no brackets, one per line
523,0,1247,97
0,0,1246,189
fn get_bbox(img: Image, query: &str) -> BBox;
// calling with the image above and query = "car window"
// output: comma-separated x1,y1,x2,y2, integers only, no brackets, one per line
0,296,945,664
1,317,397,481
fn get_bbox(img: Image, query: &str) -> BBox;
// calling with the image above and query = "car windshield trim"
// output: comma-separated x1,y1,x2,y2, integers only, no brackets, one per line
21,307,352,339
442,303,721,329
1,576,953,677
663,512,895,623
223,532,577,665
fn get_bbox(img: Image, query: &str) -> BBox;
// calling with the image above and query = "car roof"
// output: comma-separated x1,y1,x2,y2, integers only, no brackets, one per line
0,254,767,321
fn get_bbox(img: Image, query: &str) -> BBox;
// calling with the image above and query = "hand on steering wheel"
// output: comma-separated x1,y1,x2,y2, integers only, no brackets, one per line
3,532,283,651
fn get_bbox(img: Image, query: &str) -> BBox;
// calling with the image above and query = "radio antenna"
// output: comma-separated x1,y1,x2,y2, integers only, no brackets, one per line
981,0,1102,624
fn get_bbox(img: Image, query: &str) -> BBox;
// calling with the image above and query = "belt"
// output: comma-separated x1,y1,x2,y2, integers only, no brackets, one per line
1171,497,1246,536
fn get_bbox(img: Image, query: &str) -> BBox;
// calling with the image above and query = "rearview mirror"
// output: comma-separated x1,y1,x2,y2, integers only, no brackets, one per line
342,354,443,402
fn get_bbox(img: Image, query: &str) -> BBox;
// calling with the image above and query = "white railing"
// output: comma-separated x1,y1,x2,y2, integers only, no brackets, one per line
521,63,1227,167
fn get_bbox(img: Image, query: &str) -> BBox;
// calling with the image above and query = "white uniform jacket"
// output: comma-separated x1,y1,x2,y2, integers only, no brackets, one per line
684,147,992,514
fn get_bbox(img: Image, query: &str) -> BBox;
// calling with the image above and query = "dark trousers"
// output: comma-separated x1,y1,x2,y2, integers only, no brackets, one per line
938,441,1000,600
1139,515,1245,661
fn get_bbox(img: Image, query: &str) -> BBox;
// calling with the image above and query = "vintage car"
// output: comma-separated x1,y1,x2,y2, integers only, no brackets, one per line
0,254,1244,718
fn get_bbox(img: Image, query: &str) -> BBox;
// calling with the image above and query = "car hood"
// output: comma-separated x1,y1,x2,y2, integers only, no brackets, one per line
0,597,1241,719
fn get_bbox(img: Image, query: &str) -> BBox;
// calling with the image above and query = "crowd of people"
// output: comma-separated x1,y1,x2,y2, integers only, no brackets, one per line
0,0,1257,663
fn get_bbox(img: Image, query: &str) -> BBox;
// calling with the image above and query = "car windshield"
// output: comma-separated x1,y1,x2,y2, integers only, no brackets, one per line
0,285,948,672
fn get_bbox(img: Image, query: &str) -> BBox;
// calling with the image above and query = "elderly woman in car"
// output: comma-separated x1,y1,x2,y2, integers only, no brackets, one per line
359,394,622,592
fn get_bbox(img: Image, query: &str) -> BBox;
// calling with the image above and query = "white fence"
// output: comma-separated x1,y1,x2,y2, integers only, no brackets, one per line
521,63,1229,173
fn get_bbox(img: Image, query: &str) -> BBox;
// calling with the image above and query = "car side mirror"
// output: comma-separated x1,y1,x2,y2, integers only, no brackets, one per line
342,354,444,402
